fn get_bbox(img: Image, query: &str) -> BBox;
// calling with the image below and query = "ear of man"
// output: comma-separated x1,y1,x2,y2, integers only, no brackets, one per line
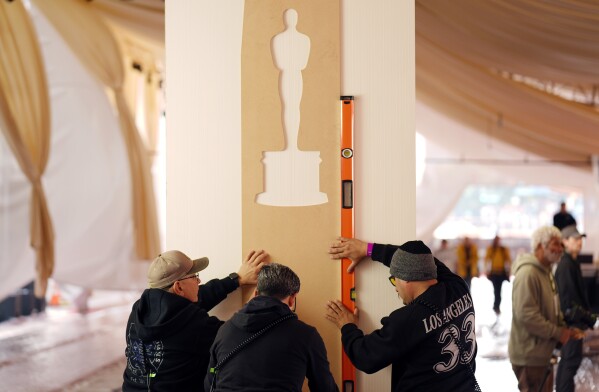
172,281,184,296
285,293,297,309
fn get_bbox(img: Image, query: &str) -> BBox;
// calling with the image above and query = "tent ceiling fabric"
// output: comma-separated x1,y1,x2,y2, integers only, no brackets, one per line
5,0,599,298
90,0,165,63
416,0,599,167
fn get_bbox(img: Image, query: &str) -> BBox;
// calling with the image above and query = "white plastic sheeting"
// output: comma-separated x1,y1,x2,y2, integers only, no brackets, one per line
0,4,149,301
2,2,598,305
416,101,599,258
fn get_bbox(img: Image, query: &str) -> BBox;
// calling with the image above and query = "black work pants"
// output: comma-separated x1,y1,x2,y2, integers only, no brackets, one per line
489,274,506,312
555,338,583,392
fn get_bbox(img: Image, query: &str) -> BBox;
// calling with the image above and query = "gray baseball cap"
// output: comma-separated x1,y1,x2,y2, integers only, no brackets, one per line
148,250,209,289
561,225,586,239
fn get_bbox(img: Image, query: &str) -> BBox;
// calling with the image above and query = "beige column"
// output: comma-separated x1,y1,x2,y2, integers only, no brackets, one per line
166,1,414,389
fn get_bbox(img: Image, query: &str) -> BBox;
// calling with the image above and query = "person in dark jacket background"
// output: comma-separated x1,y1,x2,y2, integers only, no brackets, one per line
553,201,576,231
205,263,338,392
122,249,268,392
555,225,595,392
326,238,478,392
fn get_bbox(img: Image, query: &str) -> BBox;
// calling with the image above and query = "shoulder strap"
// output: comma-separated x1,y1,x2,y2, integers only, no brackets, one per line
209,313,296,392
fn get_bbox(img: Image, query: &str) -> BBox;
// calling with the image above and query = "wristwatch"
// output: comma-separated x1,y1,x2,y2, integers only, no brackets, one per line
228,272,240,285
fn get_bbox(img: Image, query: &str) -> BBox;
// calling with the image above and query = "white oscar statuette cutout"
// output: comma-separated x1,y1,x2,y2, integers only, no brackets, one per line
256,9,328,207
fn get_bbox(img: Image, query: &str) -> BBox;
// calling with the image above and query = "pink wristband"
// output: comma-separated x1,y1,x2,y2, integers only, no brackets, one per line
366,243,374,257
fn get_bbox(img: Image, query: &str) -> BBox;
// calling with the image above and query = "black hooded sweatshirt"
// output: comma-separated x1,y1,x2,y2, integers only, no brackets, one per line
204,295,338,392
340,243,478,392
122,277,238,392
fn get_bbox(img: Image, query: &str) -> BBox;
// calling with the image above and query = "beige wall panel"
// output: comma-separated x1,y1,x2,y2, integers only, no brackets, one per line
167,0,415,389
241,0,342,384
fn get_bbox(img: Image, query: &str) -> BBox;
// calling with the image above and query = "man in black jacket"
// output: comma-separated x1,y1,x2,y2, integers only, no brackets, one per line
204,263,338,392
326,238,478,392
553,202,577,231
555,225,595,392
122,249,268,392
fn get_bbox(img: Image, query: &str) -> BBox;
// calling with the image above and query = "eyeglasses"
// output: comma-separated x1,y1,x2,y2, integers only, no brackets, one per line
178,273,200,283
388,276,396,287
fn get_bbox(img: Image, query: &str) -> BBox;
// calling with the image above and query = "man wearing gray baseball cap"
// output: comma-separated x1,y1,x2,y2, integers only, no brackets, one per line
123,249,268,392
555,225,595,392
326,238,479,391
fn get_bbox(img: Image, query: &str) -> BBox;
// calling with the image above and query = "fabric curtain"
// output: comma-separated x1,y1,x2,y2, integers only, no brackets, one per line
122,61,142,125
418,0,599,84
0,0,54,297
89,0,166,160
34,0,160,259
144,68,160,159
122,61,160,161
90,0,164,51
416,0,599,166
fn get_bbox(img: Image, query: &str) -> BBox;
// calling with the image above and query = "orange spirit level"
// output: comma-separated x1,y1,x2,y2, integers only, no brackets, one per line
340,96,356,391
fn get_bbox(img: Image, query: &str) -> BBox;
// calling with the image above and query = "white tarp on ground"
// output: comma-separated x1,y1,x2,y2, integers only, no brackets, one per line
0,4,148,301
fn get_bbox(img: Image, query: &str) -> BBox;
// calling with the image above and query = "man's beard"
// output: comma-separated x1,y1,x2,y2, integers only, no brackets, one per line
545,248,563,264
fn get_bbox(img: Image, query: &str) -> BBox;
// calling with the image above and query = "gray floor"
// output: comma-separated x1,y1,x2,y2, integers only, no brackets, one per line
1,279,599,392
0,290,134,392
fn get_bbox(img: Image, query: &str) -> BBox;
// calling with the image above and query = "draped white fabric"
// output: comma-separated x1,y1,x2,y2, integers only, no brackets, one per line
0,0,54,297
0,4,148,300
416,0,599,257
416,102,599,257
3,0,599,301
33,0,161,260
417,0,599,165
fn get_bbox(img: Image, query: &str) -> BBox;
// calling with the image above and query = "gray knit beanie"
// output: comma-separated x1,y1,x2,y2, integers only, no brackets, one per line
389,241,437,281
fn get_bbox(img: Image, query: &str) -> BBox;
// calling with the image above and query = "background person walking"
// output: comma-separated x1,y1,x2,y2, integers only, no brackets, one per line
484,235,511,315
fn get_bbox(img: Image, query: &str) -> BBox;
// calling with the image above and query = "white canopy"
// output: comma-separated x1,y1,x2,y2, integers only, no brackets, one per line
1,0,599,301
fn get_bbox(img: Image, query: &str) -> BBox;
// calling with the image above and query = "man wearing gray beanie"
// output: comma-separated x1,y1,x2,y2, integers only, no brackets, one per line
326,238,479,392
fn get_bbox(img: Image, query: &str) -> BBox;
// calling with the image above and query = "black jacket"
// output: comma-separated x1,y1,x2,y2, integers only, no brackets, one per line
553,212,576,231
122,277,238,392
204,295,338,392
340,243,478,392
555,251,592,329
